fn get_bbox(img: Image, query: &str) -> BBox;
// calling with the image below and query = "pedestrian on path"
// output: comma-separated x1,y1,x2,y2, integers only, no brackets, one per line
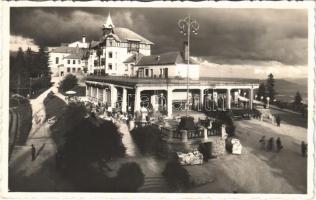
276,137,283,152
31,144,36,161
301,141,307,157
267,137,274,152
276,114,281,127
259,136,266,150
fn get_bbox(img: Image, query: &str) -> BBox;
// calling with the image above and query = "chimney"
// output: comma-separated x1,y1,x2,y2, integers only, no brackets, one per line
183,41,189,61
82,35,86,43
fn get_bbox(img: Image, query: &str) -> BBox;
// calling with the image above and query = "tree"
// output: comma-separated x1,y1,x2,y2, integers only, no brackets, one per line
294,91,302,105
115,162,145,192
266,73,276,100
36,46,50,77
257,83,266,101
25,47,34,74
59,74,78,92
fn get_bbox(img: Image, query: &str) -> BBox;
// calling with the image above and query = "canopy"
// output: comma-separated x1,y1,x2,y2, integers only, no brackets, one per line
253,100,264,105
65,90,77,95
238,96,249,102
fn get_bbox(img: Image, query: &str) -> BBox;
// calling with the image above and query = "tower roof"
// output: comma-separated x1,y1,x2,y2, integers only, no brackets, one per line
103,13,115,29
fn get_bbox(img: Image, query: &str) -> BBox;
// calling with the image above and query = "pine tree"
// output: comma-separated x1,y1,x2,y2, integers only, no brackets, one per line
15,48,25,94
36,46,49,77
257,82,266,101
294,91,302,105
266,73,276,100
25,48,34,76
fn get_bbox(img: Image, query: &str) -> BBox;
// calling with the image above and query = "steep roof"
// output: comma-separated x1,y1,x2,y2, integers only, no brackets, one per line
51,47,88,60
123,53,144,63
135,51,199,66
50,46,80,54
113,27,153,44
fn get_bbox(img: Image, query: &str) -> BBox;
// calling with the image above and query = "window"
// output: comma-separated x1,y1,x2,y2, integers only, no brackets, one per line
78,68,81,72
145,68,149,76
78,60,81,64
72,68,76,73
108,52,113,58
94,60,98,66
125,64,128,71
73,60,76,64
101,58,105,66
67,60,70,64
108,63,112,70
67,68,70,72
55,57,59,64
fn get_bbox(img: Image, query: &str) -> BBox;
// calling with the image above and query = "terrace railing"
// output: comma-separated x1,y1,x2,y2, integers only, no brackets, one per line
86,75,260,87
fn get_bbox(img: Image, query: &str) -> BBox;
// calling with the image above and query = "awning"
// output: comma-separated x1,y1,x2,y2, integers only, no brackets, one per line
253,100,264,105
238,96,249,102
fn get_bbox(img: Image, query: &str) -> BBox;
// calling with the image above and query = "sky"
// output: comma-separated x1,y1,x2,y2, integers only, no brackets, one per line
10,7,308,79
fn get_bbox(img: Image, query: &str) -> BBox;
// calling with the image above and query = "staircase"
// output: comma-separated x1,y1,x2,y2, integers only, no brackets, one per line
138,176,171,193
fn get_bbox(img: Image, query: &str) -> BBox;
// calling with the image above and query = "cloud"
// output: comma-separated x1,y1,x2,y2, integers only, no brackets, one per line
198,58,307,79
10,35,39,52
10,7,308,66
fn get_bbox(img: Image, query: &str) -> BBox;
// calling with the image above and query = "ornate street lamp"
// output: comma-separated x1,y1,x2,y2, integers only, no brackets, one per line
178,15,199,117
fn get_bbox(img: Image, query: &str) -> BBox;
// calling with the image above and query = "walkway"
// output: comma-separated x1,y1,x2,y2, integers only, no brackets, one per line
9,77,73,191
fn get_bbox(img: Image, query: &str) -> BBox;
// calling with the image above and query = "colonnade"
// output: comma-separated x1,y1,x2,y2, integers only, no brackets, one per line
86,81,257,117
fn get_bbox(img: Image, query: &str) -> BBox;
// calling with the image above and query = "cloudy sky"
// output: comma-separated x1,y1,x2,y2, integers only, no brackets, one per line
10,7,308,79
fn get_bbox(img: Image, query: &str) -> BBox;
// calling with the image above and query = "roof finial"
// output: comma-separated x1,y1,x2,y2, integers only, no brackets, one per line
103,12,115,29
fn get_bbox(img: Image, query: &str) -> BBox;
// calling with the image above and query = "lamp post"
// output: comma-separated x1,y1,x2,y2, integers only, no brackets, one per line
178,15,199,117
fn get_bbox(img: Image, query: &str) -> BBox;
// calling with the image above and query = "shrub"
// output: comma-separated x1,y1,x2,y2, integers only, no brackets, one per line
131,126,160,154
59,74,78,92
63,101,88,127
115,162,145,192
162,161,191,190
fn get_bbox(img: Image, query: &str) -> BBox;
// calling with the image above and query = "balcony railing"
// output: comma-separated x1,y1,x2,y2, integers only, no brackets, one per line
86,75,260,87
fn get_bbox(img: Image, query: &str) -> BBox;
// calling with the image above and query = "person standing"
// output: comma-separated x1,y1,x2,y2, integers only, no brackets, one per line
276,137,283,152
31,144,36,161
267,137,274,151
301,141,307,157
276,115,281,127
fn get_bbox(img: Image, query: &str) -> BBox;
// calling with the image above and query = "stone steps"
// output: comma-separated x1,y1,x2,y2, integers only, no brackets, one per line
138,176,170,192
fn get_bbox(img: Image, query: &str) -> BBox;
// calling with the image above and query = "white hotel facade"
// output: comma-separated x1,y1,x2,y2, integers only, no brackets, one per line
49,14,259,117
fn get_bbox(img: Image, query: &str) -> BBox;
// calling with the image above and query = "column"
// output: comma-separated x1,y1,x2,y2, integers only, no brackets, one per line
200,89,204,110
96,87,99,102
86,86,89,97
122,88,127,113
134,87,141,113
250,87,254,110
167,88,173,117
226,88,231,110
103,88,107,104
110,85,118,108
